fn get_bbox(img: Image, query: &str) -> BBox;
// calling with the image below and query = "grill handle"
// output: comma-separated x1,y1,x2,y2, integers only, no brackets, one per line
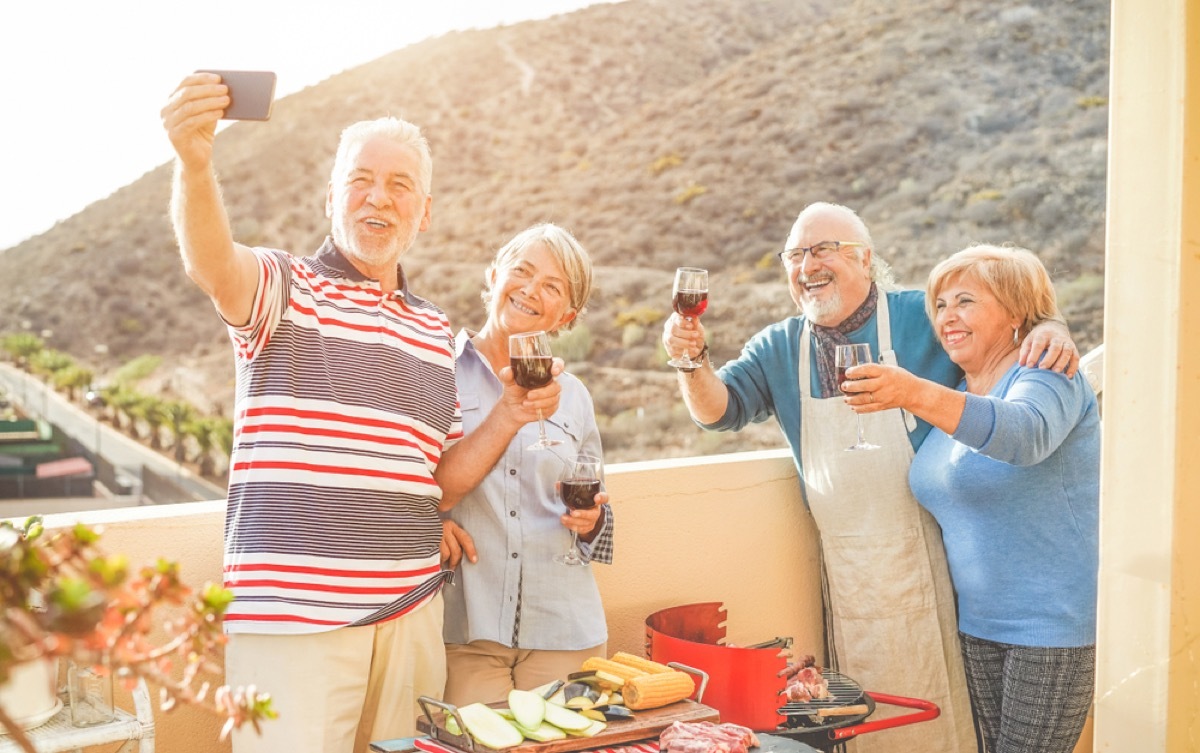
828,692,940,741
666,661,710,704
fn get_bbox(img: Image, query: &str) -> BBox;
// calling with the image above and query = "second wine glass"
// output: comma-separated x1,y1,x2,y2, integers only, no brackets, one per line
556,454,602,566
835,343,880,451
509,331,561,450
667,267,709,370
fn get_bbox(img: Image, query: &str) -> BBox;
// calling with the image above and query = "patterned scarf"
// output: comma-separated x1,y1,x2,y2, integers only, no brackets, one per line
809,283,879,398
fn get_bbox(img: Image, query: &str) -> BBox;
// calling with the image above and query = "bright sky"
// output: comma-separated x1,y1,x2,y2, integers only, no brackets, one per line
0,0,605,251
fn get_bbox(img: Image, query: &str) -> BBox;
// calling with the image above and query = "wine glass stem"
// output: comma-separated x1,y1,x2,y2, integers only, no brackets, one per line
856,414,867,444
537,409,549,444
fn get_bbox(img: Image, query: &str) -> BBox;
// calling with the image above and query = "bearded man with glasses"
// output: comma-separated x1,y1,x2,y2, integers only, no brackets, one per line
662,201,1079,753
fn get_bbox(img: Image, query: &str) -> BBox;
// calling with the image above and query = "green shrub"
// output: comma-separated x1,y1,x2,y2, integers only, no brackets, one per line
113,355,163,384
621,323,646,348
614,306,664,329
555,324,593,363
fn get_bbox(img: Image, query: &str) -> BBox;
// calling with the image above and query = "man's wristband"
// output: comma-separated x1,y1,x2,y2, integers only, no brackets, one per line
680,344,709,375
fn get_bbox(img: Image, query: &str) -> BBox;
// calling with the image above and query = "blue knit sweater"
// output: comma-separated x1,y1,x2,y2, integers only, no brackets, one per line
908,363,1100,647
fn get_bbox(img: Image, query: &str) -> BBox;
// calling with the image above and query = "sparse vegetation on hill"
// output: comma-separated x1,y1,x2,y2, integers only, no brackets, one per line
0,0,1109,464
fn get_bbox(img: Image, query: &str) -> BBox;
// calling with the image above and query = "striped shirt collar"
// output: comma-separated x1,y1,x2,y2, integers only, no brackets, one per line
312,236,420,305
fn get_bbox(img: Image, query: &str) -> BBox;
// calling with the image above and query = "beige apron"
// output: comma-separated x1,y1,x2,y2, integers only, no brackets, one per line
798,293,975,753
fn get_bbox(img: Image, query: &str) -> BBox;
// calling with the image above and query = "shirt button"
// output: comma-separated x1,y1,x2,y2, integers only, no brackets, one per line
511,552,519,559
509,510,517,517
509,469,517,476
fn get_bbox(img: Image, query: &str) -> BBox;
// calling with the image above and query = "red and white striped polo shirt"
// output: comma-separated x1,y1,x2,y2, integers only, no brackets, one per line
221,239,462,635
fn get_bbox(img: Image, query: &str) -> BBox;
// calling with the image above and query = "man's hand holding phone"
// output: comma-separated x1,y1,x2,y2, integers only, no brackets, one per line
194,70,277,121
162,70,276,171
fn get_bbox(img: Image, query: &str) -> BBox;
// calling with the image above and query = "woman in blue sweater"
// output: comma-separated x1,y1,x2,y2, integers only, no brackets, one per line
842,244,1099,753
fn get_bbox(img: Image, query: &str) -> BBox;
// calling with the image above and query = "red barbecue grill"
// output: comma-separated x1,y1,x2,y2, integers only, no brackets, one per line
645,603,939,752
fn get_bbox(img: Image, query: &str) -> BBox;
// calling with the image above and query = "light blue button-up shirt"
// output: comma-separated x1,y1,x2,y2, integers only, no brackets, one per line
443,331,612,650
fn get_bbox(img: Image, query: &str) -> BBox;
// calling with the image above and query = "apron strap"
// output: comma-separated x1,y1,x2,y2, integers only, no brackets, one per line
876,293,919,433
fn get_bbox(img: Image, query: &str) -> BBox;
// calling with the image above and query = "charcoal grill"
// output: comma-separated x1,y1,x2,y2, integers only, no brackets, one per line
645,602,938,752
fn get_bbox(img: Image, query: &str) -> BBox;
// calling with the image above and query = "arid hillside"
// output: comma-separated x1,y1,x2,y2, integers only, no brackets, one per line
0,0,1109,465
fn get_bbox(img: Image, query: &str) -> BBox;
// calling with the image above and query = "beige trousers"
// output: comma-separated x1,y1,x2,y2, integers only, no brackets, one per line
443,639,606,706
226,594,446,753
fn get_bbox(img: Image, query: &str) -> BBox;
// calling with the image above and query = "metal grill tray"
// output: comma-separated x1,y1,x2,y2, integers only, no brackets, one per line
777,670,871,727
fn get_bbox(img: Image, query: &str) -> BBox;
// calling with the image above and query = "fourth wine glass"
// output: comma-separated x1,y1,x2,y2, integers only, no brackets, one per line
835,343,880,451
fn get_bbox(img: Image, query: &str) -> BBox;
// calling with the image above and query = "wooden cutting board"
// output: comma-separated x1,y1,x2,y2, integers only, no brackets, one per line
417,699,720,753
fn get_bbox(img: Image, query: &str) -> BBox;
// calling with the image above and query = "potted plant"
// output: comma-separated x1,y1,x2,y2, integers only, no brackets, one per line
0,516,274,752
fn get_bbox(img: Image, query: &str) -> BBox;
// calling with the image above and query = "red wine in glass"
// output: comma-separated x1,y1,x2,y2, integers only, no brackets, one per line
673,291,709,319
834,343,879,451
668,267,710,370
508,331,562,450
835,366,850,390
556,454,603,566
510,356,553,389
560,478,600,510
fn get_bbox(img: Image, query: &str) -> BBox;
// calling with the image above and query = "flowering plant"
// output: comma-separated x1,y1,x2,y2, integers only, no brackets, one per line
0,516,273,752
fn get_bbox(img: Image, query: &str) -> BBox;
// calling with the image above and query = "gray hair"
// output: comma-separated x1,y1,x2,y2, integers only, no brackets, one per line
789,202,896,289
482,223,594,331
331,117,433,195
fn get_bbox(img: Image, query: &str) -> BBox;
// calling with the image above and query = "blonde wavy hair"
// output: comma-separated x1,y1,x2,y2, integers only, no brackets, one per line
926,244,1065,338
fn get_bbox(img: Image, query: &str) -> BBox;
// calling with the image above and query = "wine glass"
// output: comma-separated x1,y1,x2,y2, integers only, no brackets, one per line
509,331,561,450
555,454,602,566
667,267,709,371
835,343,880,451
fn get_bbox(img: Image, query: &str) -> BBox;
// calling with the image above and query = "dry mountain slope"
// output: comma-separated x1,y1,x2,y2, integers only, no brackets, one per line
0,0,1108,463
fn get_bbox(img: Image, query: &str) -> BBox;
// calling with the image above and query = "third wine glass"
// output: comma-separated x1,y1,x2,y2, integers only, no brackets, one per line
667,267,709,371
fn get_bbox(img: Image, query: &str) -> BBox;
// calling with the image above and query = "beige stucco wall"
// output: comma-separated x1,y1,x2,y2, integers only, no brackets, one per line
25,449,824,753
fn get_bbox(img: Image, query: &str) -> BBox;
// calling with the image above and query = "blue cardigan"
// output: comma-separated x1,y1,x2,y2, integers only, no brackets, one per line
908,363,1101,647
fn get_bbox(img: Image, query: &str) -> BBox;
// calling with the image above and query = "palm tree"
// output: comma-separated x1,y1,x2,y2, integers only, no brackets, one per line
106,385,142,435
138,397,168,451
53,365,93,402
164,401,197,465
0,333,44,369
186,416,218,478
29,349,73,382
212,417,235,476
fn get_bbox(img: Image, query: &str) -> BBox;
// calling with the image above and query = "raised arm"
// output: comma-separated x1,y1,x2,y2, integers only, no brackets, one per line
662,313,730,423
161,72,260,326
435,361,563,510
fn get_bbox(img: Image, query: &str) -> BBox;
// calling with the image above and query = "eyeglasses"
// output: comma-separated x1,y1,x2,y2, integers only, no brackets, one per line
777,241,866,266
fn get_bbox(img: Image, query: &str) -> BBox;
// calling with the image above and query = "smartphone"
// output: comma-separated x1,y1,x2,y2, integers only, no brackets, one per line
196,69,277,121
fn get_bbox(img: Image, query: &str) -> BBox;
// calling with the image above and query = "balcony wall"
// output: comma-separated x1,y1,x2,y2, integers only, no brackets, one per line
29,449,824,753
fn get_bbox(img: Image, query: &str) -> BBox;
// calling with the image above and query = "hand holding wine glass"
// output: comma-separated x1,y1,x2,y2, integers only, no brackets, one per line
556,454,602,566
835,343,880,451
509,331,561,450
667,267,709,371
